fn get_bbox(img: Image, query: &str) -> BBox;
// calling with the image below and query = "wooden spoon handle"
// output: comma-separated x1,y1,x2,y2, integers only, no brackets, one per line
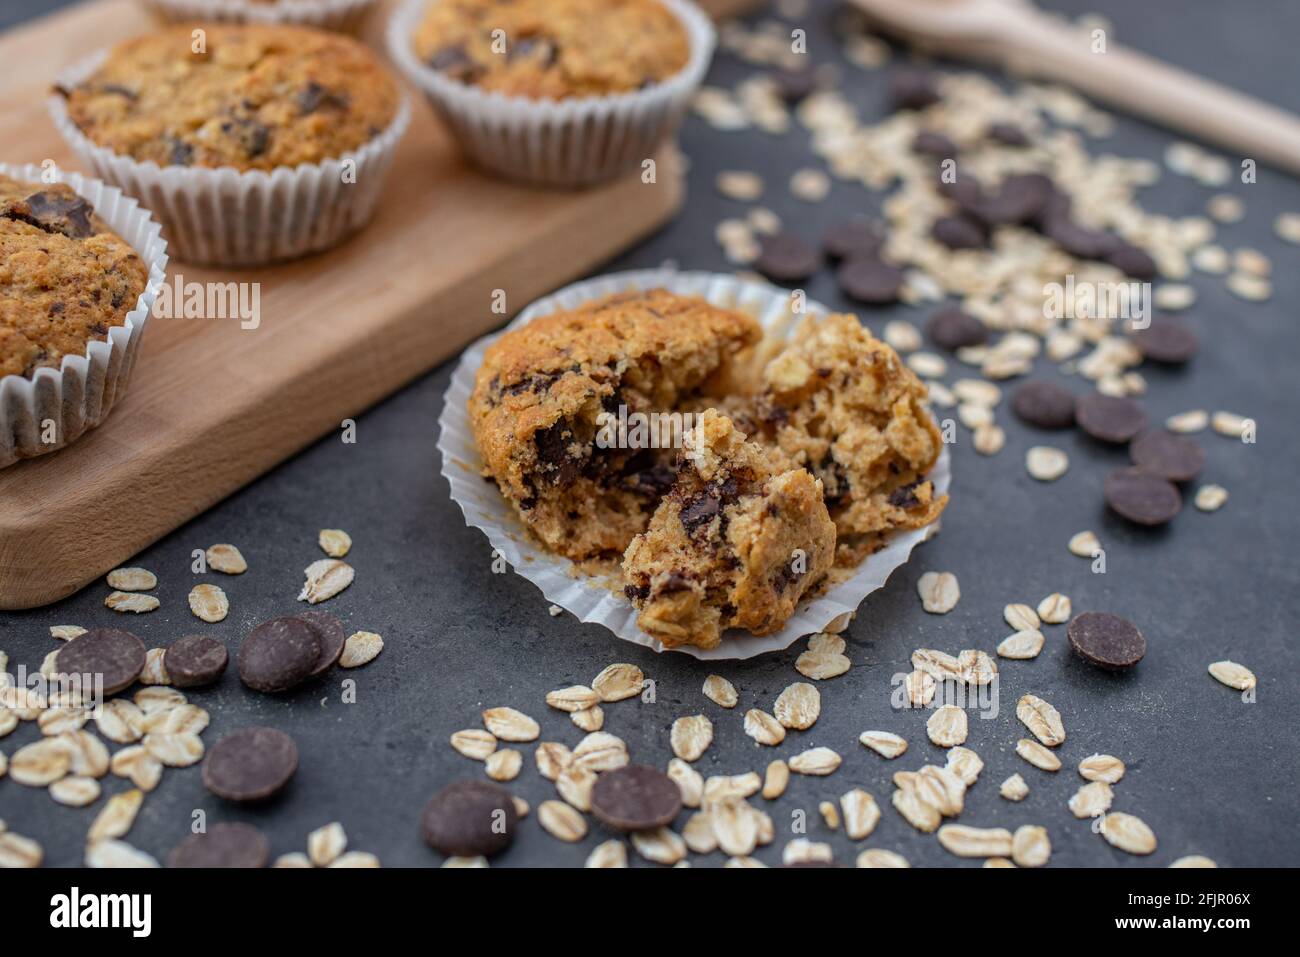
985,10,1300,175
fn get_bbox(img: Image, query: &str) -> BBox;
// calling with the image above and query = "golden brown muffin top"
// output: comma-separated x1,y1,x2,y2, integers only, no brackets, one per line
412,0,691,100
1,176,148,379
62,24,400,171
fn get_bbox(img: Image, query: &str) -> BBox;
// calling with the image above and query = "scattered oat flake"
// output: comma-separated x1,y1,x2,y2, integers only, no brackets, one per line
917,571,959,613
1016,738,1061,772
716,169,763,201
762,759,789,800
110,747,162,791
534,742,572,781
774,682,820,729
1166,409,1207,434
1078,753,1126,783
795,638,851,680
859,730,907,759
904,669,936,707
85,839,159,869
329,851,380,869
1037,593,1071,624
1171,855,1218,868
1026,446,1068,481
938,825,1013,858
1004,603,1040,632
1208,660,1255,690
9,738,71,786
585,840,628,868
206,544,247,574
702,674,737,708
1275,212,1300,244
298,559,353,604
744,708,785,746
545,685,599,713
318,529,352,558
88,788,144,843
105,592,159,614
440,855,487,868
788,746,842,776
1194,485,1228,512
482,707,539,742
668,758,704,807
339,631,383,668
926,706,968,748
50,625,86,641
106,567,156,592
591,663,644,702
1017,694,1065,746
570,707,603,732
1211,411,1252,438
1100,812,1157,855
783,838,833,865
188,583,229,623
450,729,496,761
1069,781,1114,819
1012,825,1051,867
973,424,1006,456
308,822,347,867
840,789,880,840
631,827,687,865
485,749,522,782
997,629,1044,660
1000,774,1029,801
50,775,101,807
143,732,204,767
0,830,43,868
857,848,909,868
547,604,563,617
1069,530,1101,557
538,800,587,842
571,732,629,772
670,715,713,762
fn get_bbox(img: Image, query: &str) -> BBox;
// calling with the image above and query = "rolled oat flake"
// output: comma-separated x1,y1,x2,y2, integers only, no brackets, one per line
590,765,683,831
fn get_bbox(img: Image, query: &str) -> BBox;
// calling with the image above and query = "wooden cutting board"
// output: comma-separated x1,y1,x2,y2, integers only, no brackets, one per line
0,0,751,610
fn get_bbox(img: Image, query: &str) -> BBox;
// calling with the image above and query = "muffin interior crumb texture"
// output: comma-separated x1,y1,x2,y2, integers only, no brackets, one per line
412,0,691,100
0,176,147,379
62,24,400,171
468,289,948,648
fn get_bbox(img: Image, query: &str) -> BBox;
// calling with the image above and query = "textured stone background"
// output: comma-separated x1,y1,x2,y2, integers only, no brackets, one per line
2,0,1297,867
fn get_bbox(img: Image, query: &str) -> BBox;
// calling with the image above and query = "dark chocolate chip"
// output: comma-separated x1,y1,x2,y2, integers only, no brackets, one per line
1011,379,1076,429
926,305,988,350
970,173,1051,226
836,257,904,304
167,822,269,868
590,765,683,831
1067,611,1146,670
296,610,347,677
755,233,821,284
238,617,321,693
297,81,350,115
168,138,194,167
888,67,941,111
163,634,229,689
1077,392,1146,443
1129,431,1205,482
1045,218,1114,260
1104,467,1182,525
678,494,721,533
534,420,580,485
22,191,95,239
509,36,556,66
822,219,882,260
1132,318,1197,364
1105,242,1157,279
987,121,1029,146
931,213,987,250
770,68,817,103
421,780,519,858
203,727,299,802
221,116,270,159
56,628,146,696
912,130,958,156
428,45,479,82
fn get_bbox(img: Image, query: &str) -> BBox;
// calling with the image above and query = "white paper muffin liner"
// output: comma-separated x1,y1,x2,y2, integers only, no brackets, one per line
0,163,168,469
48,51,412,267
139,0,377,33
438,270,953,659
387,0,715,186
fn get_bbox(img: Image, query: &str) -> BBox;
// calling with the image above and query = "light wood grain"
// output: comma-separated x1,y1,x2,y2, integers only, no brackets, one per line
0,0,690,609
849,0,1300,176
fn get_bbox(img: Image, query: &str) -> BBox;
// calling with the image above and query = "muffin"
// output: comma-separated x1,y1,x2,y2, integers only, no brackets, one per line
50,23,410,265
388,0,714,185
622,409,837,650
468,289,760,559
411,0,690,99
140,0,378,33
722,314,948,564
0,164,166,467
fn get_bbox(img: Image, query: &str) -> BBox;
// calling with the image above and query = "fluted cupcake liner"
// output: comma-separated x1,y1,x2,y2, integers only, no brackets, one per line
0,163,168,469
438,269,952,659
140,0,377,33
48,51,411,267
388,0,715,187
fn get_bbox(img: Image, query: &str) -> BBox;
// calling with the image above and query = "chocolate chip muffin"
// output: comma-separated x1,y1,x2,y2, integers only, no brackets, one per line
468,290,761,560
622,409,836,650
1,176,147,379
412,0,691,99
60,24,400,171
723,313,947,564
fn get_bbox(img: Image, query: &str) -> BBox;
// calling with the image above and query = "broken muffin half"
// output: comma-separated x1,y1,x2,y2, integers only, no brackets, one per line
621,409,837,650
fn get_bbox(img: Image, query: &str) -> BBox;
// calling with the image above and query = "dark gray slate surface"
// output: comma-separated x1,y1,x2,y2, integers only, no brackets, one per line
1,0,1298,868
